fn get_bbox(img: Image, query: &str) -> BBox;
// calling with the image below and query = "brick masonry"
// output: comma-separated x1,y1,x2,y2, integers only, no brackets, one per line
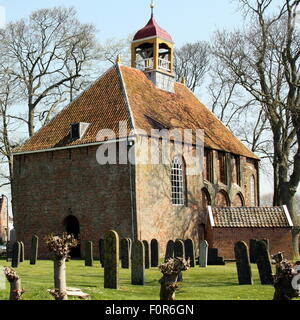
210,227,293,260
12,136,291,260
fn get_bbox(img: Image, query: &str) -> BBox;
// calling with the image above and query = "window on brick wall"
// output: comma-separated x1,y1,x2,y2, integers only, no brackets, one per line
217,152,227,184
250,175,256,206
204,149,213,183
171,156,186,206
233,155,241,185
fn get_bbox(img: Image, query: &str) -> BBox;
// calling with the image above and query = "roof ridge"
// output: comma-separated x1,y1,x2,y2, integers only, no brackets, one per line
117,64,136,131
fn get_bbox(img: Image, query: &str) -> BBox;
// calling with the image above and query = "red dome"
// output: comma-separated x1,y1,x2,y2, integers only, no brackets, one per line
133,15,173,42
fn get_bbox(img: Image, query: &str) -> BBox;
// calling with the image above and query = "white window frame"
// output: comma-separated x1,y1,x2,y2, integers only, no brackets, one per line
171,157,186,206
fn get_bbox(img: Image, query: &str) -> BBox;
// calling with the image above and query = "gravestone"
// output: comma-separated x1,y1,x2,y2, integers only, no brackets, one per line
19,242,24,263
256,240,274,285
184,239,195,267
199,240,209,268
11,241,20,268
131,240,145,285
85,241,93,267
234,241,253,285
208,248,225,265
150,239,159,267
126,238,132,258
262,239,270,252
174,240,185,282
249,239,257,264
142,240,150,269
104,230,119,289
165,240,174,261
30,235,39,265
99,239,105,268
120,238,131,269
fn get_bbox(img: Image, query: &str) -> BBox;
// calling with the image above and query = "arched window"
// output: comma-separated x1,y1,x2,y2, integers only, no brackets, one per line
233,193,245,207
201,188,212,207
171,156,186,206
250,175,256,206
215,190,230,208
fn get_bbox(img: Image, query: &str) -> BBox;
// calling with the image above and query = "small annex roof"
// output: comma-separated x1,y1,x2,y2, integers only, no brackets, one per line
207,206,293,228
133,14,173,42
13,64,259,160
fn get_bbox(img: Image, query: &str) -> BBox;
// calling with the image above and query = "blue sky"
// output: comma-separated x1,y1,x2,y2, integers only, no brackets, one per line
1,0,245,46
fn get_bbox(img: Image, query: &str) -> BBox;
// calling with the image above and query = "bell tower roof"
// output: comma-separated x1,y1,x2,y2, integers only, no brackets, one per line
133,14,173,43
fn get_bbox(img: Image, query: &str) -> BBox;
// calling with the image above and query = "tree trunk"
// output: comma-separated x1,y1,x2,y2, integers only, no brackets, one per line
4,267,24,300
159,273,179,300
280,182,300,259
53,257,68,300
9,277,23,300
28,104,35,137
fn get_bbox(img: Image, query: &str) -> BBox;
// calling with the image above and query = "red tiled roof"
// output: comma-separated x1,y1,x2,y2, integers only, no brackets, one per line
14,64,259,160
133,15,173,42
209,206,293,228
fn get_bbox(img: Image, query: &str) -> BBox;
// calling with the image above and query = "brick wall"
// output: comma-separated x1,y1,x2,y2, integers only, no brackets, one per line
13,135,285,260
211,227,293,259
12,144,135,258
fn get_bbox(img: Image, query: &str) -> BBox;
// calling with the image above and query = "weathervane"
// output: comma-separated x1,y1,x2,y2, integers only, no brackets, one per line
150,1,154,16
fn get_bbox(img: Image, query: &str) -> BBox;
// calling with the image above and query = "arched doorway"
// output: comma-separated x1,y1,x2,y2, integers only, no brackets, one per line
64,215,81,258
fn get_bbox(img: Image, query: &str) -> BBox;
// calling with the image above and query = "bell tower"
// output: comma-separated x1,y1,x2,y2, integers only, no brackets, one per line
131,2,175,92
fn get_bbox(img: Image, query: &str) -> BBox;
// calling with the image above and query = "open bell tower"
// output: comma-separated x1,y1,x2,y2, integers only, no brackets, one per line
131,2,175,92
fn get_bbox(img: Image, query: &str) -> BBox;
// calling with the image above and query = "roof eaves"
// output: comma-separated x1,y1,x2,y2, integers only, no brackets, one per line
282,205,294,227
207,206,215,227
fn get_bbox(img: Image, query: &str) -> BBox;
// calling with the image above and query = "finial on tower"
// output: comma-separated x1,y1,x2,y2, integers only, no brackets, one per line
150,1,154,16
116,54,122,64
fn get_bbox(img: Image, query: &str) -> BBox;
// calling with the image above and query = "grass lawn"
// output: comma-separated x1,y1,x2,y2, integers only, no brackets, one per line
0,258,296,300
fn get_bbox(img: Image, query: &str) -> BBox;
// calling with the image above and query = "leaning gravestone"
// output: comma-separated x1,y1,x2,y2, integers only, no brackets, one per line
249,239,257,264
142,240,150,269
150,239,159,267
11,242,21,268
19,242,24,263
256,240,274,285
199,240,209,268
131,240,145,285
85,241,93,267
30,235,39,265
99,239,105,268
184,239,195,267
120,238,131,269
165,240,174,261
234,241,253,285
174,240,185,282
104,230,119,289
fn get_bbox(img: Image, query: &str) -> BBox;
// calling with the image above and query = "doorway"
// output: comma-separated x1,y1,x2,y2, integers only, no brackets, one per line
64,215,81,258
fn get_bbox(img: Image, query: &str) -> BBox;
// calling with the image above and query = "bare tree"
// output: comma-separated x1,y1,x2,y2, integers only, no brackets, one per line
211,0,300,257
0,7,99,137
174,41,210,92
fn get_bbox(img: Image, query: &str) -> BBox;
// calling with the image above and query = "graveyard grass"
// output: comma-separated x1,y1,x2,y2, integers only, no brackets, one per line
1,259,298,300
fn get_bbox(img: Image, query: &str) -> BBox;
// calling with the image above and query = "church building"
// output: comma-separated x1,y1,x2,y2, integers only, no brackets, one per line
12,7,294,259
